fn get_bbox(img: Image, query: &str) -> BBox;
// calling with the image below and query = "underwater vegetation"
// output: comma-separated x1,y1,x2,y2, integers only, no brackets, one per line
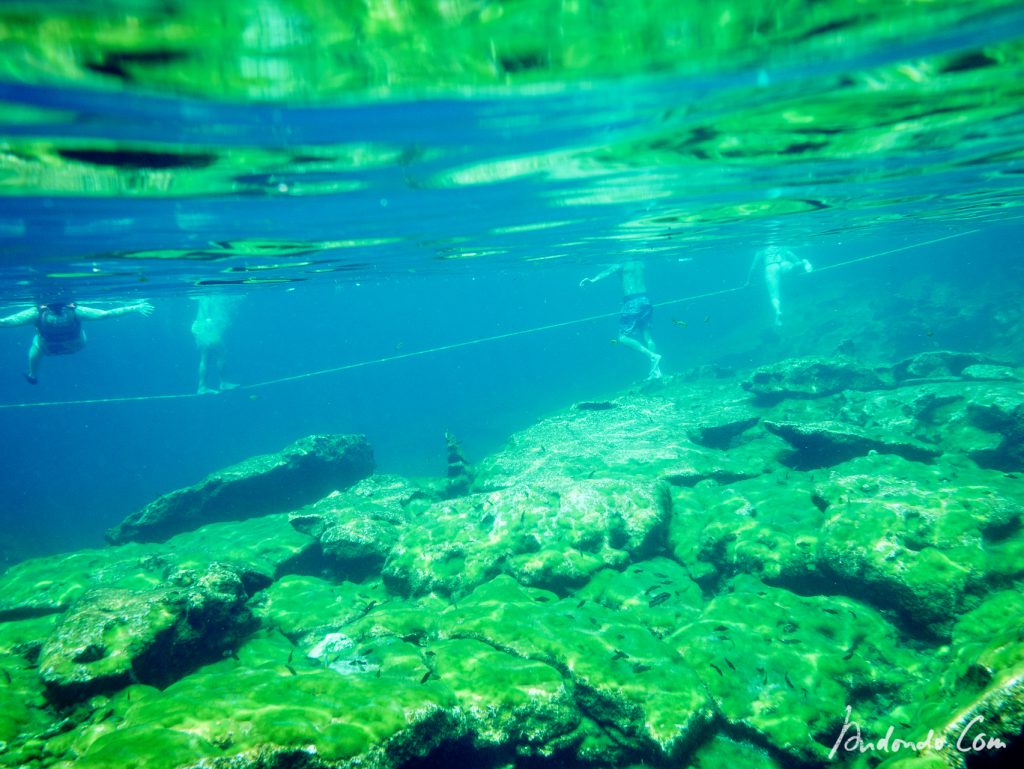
1,348,1022,769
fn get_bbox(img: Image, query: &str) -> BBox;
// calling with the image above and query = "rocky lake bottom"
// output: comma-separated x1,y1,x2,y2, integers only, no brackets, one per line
1,350,1022,769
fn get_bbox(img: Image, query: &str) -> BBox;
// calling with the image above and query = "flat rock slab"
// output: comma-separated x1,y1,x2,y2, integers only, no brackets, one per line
107,434,375,544
891,350,1012,382
384,478,670,596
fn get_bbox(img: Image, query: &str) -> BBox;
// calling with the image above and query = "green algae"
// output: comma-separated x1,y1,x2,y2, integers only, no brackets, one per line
385,478,669,596
4,354,1024,767
670,575,932,763
254,573,388,638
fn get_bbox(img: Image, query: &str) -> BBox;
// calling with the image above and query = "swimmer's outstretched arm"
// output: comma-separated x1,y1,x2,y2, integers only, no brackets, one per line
579,263,622,287
76,301,154,320
0,308,38,327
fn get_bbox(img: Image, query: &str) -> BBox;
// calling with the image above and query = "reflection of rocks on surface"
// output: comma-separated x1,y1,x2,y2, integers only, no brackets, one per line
2,351,1024,769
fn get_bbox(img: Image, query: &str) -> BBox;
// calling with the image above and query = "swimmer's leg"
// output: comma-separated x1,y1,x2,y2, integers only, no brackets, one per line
618,333,662,379
24,336,43,384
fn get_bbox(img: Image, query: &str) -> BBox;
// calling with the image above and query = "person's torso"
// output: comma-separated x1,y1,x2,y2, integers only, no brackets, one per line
37,304,82,342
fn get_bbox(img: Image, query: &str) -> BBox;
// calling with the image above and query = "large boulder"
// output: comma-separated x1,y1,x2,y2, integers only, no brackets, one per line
107,434,375,544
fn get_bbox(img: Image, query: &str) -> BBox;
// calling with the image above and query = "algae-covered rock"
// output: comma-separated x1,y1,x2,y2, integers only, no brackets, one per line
668,471,825,586
50,639,459,769
0,543,165,621
0,650,50,752
38,562,255,705
473,389,766,489
815,454,1023,638
965,388,1024,471
573,558,704,636
289,474,434,578
670,575,930,764
107,434,375,544
384,477,669,596
427,638,575,750
742,356,886,401
899,590,1024,768
0,515,314,648
891,351,1010,382
253,574,388,639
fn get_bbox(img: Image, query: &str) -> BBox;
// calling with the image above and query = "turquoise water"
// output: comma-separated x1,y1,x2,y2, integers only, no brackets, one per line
0,4,1023,769
2,4,1021,561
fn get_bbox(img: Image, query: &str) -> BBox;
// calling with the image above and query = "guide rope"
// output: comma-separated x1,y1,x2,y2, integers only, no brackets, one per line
0,228,980,410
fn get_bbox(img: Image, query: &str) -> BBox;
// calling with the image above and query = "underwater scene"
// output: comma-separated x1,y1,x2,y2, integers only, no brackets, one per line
1,1,1024,768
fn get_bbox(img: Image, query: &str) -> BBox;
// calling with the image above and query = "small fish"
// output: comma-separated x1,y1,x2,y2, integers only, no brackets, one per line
672,319,688,329
633,663,651,673
654,572,668,579
822,608,838,615
784,672,794,689
612,650,629,661
376,669,382,678
360,647,374,656
713,624,728,632
842,649,855,661
724,658,736,671
360,600,378,616
609,338,619,346
709,663,724,677
649,592,671,608
589,617,599,627
248,394,261,401
847,609,858,620
703,316,711,323
420,671,433,684
534,596,551,603
644,584,661,595
287,649,294,664
229,649,240,661
285,664,297,676
577,599,587,609
424,650,436,657
1,668,10,684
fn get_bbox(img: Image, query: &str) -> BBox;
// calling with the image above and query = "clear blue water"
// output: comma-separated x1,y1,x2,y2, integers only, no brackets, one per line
1,9,1023,563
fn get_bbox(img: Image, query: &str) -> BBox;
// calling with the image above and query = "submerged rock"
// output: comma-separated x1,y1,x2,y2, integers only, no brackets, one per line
107,434,375,544
742,356,886,401
38,563,255,705
891,350,1011,382
383,478,670,596
814,454,1023,639
965,389,1024,471
670,576,929,764
288,474,435,579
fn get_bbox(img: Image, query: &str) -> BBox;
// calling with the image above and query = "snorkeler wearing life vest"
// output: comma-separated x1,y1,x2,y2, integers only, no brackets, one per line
0,299,154,383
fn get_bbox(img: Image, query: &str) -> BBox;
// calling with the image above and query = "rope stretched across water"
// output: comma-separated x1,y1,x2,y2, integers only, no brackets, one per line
0,228,979,410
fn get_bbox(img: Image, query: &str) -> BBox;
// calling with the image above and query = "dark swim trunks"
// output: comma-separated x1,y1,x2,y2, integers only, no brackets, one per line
619,293,653,338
